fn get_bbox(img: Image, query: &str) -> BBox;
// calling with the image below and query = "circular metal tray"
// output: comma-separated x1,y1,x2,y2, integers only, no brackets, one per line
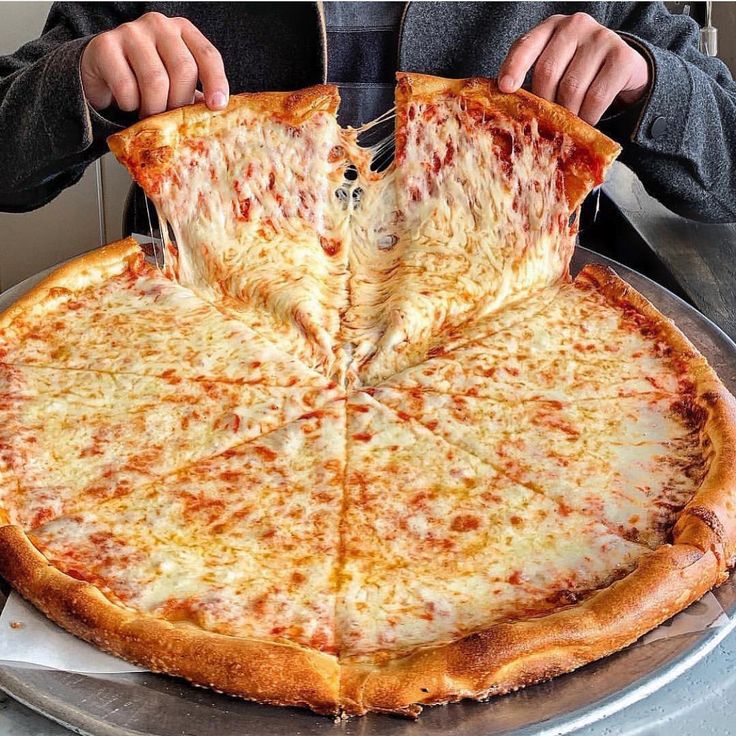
0,246,734,736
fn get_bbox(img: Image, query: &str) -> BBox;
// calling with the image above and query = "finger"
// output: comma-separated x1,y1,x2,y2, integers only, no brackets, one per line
578,51,631,124
530,28,578,102
96,39,140,112
156,31,199,109
498,17,560,93
180,22,229,109
123,32,170,118
554,41,608,115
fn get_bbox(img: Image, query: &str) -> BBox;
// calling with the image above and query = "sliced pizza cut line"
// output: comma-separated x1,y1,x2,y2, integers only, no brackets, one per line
109,87,355,378
0,359,338,394
339,391,655,665
333,389,352,658
19,400,347,654
353,74,620,385
0,238,339,390
376,277,704,401
0,362,344,531
368,386,710,551
369,384,686,406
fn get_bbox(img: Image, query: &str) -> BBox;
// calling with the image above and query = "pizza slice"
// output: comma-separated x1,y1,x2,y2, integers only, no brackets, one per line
378,267,700,401
339,392,652,711
5,402,345,712
109,88,354,375
350,74,620,384
370,386,707,549
0,363,340,529
0,239,343,388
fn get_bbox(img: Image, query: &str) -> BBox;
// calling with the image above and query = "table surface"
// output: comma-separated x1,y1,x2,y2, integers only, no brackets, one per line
603,164,736,344
2,169,736,735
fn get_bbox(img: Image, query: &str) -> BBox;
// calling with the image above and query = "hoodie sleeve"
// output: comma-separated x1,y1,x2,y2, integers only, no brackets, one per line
602,2,736,223
0,2,144,212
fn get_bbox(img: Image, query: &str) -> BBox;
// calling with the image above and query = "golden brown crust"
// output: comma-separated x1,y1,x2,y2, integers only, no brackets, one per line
338,264,736,716
1,81,734,719
339,544,722,716
394,72,621,209
577,264,736,564
108,86,340,193
0,525,340,714
0,238,143,332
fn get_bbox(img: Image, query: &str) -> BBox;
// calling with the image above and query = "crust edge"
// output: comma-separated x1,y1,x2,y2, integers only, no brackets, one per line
394,72,621,210
0,238,143,332
340,263,736,716
577,263,736,563
0,525,341,715
340,543,722,716
107,86,340,182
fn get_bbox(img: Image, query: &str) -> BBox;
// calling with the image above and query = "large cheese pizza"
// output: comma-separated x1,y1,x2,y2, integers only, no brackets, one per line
0,73,734,718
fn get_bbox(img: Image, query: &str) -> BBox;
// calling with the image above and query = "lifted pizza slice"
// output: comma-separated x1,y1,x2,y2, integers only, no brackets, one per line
0,363,340,529
6,402,345,712
352,74,620,384
109,88,354,375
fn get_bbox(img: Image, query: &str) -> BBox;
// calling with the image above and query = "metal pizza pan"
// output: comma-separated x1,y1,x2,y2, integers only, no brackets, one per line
0,245,734,736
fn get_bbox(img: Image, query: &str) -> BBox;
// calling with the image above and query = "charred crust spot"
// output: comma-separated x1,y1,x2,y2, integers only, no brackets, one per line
701,390,720,408
671,398,708,431
683,505,726,544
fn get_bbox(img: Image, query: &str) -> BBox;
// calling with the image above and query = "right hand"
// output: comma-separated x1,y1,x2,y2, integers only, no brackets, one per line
81,12,229,118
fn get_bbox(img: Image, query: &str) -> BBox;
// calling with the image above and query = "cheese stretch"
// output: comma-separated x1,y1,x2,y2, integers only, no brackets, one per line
1,80,708,673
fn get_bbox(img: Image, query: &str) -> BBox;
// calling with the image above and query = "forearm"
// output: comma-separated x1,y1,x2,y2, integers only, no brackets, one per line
0,3,140,211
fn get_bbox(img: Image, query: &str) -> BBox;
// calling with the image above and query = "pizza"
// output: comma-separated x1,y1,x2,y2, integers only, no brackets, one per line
107,86,355,381
0,73,734,718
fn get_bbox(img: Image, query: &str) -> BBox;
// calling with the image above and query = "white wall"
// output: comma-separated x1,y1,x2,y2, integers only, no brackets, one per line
0,2,132,291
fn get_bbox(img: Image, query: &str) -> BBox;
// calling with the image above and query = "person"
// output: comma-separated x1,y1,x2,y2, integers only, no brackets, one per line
1,2,734,225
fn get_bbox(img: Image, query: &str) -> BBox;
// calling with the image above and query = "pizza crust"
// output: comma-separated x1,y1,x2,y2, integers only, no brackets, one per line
578,264,736,565
0,525,341,714
107,87,340,194
339,543,722,716
1,77,735,719
0,238,142,332
395,72,621,210
338,265,736,717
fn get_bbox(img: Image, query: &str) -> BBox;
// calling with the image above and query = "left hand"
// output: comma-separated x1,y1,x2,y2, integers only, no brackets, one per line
498,13,650,125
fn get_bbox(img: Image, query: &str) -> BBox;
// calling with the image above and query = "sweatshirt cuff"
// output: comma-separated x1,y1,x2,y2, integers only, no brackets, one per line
616,31,692,153
39,35,125,156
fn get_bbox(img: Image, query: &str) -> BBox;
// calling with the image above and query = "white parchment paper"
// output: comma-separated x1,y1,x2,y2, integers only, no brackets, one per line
0,592,146,673
0,588,728,676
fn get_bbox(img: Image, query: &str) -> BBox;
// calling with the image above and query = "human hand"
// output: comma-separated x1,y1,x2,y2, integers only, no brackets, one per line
81,12,229,118
498,13,649,125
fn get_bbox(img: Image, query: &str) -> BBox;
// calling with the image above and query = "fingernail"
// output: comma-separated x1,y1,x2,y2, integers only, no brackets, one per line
211,91,228,109
500,75,516,92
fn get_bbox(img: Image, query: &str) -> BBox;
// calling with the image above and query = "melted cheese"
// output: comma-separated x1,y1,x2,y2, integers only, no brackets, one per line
351,97,577,384
380,280,689,400
0,263,336,388
31,403,345,652
5,81,706,670
151,110,352,377
340,392,649,657
0,364,341,529
371,387,706,549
